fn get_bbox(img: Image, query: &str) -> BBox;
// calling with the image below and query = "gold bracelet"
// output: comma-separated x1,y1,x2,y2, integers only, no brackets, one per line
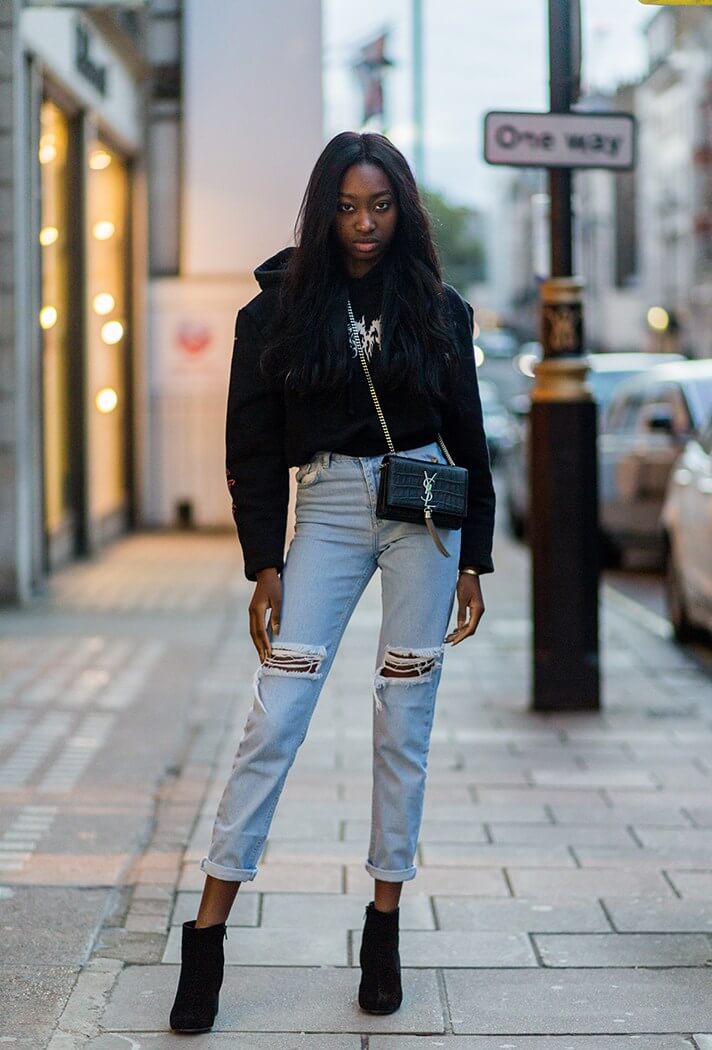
459,567,480,577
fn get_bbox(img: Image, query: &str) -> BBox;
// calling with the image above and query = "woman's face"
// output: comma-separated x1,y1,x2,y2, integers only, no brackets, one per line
334,162,398,277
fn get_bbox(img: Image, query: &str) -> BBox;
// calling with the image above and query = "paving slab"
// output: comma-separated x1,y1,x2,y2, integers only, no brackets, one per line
507,868,674,899
101,964,445,1033
93,927,166,964
434,897,611,933
163,925,347,966
573,846,712,870
343,819,489,843
88,1036,360,1049
666,872,712,898
488,823,637,846
530,768,658,788
260,892,435,930
170,890,259,926
605,896,712,932
634,826,712,848
345,864,511,896
550,802,690,827
264,840,376,864
177,861,344,893
444,967,712,1033
398,930,536,967
420,844,576,868
534,932,712,967
371,1039,695,1050
476,788,609,807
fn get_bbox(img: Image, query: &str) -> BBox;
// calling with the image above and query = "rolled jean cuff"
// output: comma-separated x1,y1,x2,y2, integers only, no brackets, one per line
200,857,257,882
365,861,417,882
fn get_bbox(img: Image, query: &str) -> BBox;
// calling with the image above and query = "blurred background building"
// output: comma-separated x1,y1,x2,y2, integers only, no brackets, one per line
1,2,150,603
2,1,712,607
0,0,321,603
487,7,712,360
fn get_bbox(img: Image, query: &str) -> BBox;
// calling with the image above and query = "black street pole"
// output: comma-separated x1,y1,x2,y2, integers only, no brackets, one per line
529,0,600,712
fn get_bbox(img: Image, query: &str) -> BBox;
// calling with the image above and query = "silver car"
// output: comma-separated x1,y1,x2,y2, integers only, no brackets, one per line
661,413,712,641
503,352,684,543
599,360,712,565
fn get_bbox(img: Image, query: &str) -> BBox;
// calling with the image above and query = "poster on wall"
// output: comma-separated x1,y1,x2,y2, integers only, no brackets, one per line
149,281,238,396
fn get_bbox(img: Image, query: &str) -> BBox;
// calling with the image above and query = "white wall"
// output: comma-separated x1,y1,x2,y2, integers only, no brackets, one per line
182,0,323,277
148,0,323,528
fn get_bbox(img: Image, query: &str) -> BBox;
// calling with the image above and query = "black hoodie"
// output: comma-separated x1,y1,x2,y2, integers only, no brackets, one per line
226,246,495,580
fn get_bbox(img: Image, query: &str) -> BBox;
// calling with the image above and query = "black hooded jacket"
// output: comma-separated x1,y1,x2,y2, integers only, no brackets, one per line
226,246,495,580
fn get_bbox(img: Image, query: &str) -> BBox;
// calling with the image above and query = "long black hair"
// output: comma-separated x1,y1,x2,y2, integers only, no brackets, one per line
260,131,455,406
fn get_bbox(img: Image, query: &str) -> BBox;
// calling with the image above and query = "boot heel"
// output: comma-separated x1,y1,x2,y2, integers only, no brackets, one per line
169,919,227,1033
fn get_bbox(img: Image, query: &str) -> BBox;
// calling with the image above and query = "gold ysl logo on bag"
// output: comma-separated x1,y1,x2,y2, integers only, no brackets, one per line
421,470,438,511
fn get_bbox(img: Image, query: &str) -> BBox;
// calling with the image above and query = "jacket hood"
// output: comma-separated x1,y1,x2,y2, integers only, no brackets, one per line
254,246,295,290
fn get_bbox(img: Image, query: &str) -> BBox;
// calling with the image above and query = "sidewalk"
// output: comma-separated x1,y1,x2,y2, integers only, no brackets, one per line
2,525,712,1047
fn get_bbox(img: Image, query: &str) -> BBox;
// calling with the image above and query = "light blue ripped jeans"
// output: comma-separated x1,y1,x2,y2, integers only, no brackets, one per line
201,439,461,884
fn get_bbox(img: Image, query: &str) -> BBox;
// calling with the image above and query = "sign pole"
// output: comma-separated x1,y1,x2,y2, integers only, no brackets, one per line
529,0,601,711
412,0,425,184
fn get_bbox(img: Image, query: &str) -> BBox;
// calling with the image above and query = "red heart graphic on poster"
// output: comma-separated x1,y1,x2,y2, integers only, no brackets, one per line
176,322,213,355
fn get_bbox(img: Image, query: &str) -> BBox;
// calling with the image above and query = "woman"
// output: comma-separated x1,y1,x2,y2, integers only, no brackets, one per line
169,131,495,1032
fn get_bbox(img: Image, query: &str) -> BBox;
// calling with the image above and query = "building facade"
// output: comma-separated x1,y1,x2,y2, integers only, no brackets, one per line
0,1,150,603
636,7,712,359
145,0,323,530
0,0,324,604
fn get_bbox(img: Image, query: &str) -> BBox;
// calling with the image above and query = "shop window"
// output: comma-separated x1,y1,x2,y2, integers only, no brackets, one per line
86,135,130,536
39,99,73,560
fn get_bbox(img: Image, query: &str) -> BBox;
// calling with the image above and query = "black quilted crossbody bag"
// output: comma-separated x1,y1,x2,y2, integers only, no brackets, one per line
347,298,468,558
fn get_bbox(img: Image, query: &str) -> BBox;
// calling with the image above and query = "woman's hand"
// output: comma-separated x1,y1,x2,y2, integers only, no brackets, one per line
444,573,485,645
249,568,282,663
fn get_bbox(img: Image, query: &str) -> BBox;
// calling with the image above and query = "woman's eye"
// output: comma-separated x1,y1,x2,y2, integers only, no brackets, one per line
375,201,391,211
338,203,353,212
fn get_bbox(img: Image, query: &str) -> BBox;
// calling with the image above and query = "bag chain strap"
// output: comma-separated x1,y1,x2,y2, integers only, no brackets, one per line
346,298,456,466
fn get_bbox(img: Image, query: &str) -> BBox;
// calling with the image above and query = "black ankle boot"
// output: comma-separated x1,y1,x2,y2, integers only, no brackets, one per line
169,919,227,1033
358,901,403,1015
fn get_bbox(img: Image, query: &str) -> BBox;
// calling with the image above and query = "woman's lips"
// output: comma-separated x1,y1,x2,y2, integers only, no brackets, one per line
353,241,379,253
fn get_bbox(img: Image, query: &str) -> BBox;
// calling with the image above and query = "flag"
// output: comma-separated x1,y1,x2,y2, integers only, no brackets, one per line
352,32,395,125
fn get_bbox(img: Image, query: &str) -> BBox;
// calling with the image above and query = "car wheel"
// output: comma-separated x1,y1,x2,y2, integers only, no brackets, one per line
665,543,699,644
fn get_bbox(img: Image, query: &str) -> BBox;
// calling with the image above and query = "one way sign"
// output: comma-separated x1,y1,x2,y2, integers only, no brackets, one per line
484,111,636,171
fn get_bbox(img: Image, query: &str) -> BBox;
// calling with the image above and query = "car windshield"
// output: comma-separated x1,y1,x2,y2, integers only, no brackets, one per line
587,370,640,411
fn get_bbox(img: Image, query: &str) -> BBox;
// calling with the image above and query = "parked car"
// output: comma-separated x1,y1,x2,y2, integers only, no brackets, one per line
598,360,712,564
661,413,712,641
478,379,519,465
476,328,519,359
502,352,685,542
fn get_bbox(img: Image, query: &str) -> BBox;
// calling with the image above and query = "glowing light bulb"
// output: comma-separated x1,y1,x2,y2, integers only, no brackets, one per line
647,306,670,332
40,306,58,330
93,221,115,241
93,293,115,316
39,226,59,247
101,320,124,345
38,134,57,165
89,149,112,171
95,388,118,413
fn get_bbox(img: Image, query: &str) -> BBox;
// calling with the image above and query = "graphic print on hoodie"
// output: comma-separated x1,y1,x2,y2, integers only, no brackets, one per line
346,256,384,365
348,314,381,363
